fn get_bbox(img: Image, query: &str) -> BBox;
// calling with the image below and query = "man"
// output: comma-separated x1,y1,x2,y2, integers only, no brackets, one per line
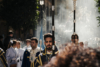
6,40,18,67
22,37,40,67
23,39,31,51
0,48,8,67
35,33,58,67
15,41,24,67
71,34,79,45
4,32,13,51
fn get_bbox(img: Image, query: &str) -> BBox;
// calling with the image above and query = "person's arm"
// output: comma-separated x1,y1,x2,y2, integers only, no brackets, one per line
0,49,8,67
34,55,43,67
6,49,12,64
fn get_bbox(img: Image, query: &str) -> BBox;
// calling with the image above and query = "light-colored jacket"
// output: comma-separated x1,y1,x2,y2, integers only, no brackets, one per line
6,47,18,67
15,48,24,67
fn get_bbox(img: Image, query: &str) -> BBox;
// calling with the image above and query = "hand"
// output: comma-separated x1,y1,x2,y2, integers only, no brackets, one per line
16,57,20,62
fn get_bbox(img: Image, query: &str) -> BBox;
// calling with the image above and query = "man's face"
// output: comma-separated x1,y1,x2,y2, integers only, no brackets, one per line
71,36,79,43
17,42,20,48
10,34,13,37
44,37,52,50
31,40,37,49
26,41,30,46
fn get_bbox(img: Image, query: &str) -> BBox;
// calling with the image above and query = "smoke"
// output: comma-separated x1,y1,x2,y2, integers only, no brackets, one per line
37,0,100,48
55,0,100,48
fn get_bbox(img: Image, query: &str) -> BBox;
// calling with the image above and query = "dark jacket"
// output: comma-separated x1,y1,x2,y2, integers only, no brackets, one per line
21,49,40,67
0,48,8,67
4,36,11,51
35,47,58,67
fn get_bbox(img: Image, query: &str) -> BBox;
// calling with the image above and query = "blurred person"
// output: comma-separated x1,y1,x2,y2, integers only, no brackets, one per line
23,39,31,51
22,37,40,67
44,44,100,67
79,42,84,48
71,34,79,46
0,48,8,67
15,41,24,67
6,40,18,67
4,32,13,51
35,33,58,67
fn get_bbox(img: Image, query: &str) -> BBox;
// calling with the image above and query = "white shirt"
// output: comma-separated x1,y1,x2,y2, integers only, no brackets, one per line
23,45,32,51
6,47,18,67
15,48,24,67
29,47,40,62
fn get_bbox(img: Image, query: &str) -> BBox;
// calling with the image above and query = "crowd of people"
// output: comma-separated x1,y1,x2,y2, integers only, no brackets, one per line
0,32,100,67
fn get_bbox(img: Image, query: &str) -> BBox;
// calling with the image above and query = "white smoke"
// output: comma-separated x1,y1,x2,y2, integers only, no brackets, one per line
37,0,100,48
55,0,100,48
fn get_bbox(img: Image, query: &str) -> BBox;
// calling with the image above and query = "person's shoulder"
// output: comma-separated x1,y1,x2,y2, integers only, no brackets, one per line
20,48,25,51
24,48,31,54
23,49,30,55
36,47,40,51
15,48,18,51
6,47,11,51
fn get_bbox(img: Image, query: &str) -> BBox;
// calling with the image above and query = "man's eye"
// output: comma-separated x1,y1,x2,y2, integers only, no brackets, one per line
46,41,48,43
49,41,52,42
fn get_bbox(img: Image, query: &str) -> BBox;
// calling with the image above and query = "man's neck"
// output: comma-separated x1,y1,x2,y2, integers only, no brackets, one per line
12,46,16,48
27,44,30,47
17,47,20,49
32,47,36,50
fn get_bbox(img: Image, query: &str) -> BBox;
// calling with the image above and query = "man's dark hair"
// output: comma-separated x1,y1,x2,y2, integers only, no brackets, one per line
31,37,38,43
71,34,79,39
12,40,17,46
44,33,54,41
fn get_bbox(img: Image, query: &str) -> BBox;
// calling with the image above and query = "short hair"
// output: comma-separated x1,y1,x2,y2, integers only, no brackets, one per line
31,37,38,43
12,40,17,46
44,33,54,41
26,39,31,42
71,34,79,39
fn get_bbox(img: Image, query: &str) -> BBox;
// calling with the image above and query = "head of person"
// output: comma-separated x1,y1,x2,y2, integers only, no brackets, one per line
79,42,84,47
71,34,79,44
26,39,31,46
30,37,38,49
8,32,13,37
44,33,54,51
16,41,21,49
12,40,17,48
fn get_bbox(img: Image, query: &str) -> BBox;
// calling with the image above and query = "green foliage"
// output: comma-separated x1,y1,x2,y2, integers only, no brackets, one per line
1,0,40,32
95,0,100,26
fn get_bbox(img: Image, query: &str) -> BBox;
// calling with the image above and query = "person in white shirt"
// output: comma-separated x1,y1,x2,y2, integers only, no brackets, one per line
15,41,24,67
6,40,18,67
23,39,31,51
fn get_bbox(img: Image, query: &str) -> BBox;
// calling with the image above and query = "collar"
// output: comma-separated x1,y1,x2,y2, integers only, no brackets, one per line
42,48,58,55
